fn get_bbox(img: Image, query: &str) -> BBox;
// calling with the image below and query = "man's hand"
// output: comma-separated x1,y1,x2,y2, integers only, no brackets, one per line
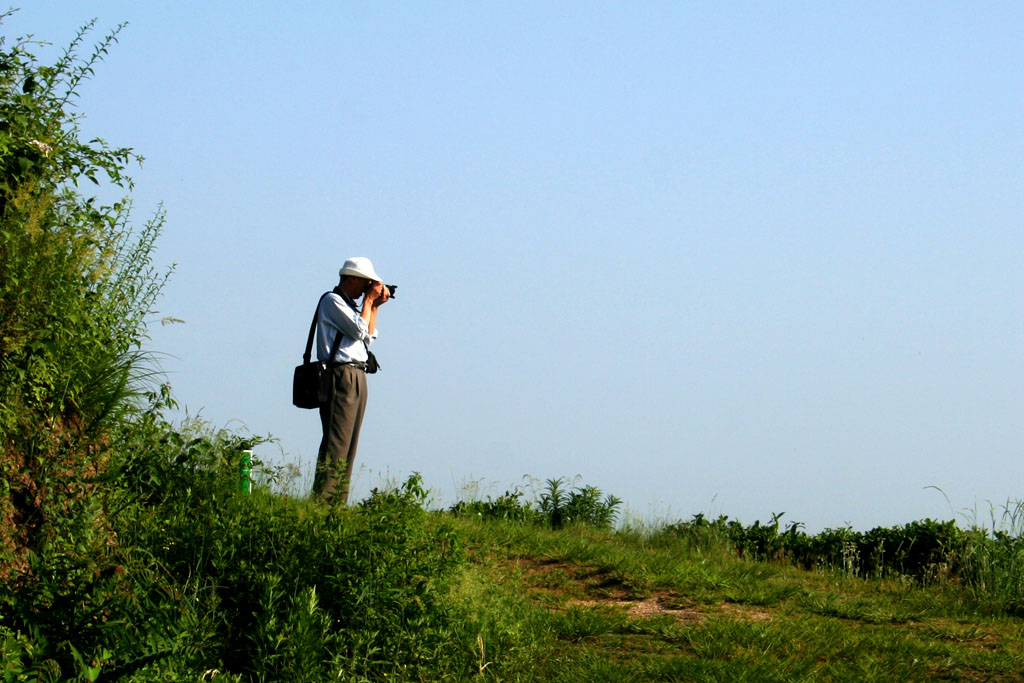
367,281,390,307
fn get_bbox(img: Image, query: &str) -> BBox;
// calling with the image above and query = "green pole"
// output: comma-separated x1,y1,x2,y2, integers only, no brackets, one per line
240,449,252,494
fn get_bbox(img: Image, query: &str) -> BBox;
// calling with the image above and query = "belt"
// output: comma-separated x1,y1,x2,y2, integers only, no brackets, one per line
329,360,366,371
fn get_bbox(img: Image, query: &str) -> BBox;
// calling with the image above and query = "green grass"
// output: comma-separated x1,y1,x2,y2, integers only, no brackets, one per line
6,444,1024,681
446,514,1024,682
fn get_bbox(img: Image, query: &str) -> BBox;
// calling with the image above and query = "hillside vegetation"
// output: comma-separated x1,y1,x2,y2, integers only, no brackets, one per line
3,17,1024,682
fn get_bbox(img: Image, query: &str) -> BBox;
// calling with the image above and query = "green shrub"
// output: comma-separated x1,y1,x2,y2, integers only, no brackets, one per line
115,438,469,681
0,15,169,584
450,487,539,524
0,17,189,681
659,513,794,562
661,514,974,583
450,477,623,531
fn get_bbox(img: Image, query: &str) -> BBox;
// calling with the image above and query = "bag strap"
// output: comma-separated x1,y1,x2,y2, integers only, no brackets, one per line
303,291,344,364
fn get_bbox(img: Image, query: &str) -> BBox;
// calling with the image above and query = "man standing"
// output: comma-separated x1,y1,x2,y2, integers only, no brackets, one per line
312,257,390,504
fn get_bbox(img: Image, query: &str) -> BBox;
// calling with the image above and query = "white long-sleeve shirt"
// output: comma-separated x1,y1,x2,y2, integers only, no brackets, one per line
315,292,378,364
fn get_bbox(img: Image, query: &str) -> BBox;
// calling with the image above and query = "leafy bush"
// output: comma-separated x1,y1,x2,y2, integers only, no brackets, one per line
660,513,992,588
450,487,539,524
659,513,796,562
4,392,473,680
0,15,169,584
0,17,192,681
556,481,623,531
450,477,623,531
791,519,970,581
115,430,468,681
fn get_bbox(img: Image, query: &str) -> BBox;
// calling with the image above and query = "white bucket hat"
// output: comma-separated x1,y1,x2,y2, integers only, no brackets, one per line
339,257,382,282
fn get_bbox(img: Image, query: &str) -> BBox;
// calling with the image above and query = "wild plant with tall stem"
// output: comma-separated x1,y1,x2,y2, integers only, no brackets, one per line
0,14,174,678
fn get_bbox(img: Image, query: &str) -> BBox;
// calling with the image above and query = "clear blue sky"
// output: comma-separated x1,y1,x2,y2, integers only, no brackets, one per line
9,3,1023,532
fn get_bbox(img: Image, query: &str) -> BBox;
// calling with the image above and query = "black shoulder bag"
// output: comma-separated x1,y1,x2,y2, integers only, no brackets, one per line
292,291,380,409
292,292,343,409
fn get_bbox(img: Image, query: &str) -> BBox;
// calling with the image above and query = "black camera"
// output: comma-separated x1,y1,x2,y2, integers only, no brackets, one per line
386,284,397,299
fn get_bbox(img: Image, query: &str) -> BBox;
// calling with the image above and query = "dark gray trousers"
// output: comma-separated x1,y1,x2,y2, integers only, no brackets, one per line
312,364,367,505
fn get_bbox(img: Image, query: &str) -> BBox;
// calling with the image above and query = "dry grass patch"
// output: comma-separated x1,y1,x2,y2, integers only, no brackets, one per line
514,555,775,627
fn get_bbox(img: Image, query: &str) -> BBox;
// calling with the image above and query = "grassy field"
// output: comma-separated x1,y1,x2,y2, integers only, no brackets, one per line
445,513,1024,682
5,438,1024,681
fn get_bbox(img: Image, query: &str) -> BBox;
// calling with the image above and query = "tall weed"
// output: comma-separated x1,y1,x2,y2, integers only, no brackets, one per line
959,499,1024,614
0,16,170,586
